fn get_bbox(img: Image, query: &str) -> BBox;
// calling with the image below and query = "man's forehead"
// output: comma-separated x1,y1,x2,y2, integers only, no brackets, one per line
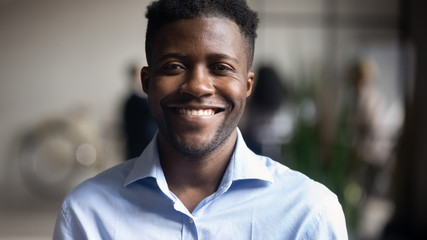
151,17,247,62
159,17,241,39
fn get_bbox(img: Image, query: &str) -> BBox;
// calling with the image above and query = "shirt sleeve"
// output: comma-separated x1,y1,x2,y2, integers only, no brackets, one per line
299,194,349,240
53,200,87,240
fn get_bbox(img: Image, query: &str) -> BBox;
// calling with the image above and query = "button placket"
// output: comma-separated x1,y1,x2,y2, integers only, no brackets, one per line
182,215,198,240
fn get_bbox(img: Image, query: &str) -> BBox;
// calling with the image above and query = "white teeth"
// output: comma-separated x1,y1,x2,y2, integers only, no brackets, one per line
179,108,215,116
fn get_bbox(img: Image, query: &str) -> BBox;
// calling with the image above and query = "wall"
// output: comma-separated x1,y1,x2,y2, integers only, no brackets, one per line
0,0,150,238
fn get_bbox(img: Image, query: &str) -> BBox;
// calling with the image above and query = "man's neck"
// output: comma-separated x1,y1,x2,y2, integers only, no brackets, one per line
157,130,237,212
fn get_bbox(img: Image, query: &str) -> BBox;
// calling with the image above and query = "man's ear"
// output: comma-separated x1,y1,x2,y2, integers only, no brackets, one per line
141,66,150,94
246,71,255,97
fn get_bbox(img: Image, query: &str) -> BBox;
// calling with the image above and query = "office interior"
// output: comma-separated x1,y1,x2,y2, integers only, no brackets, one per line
1,0,426,239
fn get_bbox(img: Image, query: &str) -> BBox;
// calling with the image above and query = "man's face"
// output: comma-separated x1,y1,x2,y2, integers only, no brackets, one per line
142,17,254,157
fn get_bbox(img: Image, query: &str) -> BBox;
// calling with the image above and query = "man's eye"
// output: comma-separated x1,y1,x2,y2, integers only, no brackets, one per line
211,64,234,72
162,64,186,74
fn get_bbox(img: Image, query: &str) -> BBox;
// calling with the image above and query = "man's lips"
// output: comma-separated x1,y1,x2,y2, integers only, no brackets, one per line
179,108,216,116
169,106,225,116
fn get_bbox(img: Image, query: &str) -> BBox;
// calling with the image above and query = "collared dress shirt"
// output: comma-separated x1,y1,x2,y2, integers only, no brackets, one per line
53,129,348,239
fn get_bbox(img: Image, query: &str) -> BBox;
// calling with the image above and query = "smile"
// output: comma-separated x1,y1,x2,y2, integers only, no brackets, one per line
178,108,217,116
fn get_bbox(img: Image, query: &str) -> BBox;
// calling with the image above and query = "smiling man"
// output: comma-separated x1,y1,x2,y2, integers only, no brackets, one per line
53,0,348,239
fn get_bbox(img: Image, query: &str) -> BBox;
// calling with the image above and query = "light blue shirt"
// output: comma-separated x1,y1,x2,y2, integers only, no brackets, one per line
54,129,348,239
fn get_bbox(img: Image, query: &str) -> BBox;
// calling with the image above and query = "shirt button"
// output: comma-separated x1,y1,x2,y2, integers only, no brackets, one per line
188,218,194,224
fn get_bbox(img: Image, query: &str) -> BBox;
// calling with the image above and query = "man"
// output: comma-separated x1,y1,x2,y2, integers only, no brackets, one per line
54,0,348,239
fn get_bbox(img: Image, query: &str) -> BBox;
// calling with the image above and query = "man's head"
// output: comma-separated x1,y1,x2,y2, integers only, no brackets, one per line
141,0,258,158
145,0,258,68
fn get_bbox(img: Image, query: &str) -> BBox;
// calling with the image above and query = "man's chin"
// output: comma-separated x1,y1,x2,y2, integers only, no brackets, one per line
160,121,236,159
162,129,225,159
170,138,219,159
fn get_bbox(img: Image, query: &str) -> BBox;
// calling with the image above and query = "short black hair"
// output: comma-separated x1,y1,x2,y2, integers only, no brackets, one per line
145,0,258,68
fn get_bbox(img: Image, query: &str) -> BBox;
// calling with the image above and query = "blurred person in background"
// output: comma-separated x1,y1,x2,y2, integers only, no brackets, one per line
53,0,347,239
348,58,402,197
122,63,157,159
241,65,294,162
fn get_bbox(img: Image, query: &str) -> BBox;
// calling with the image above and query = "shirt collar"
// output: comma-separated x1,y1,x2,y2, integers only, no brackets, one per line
123,132,163,187
226,128,274,184
123,128,274,187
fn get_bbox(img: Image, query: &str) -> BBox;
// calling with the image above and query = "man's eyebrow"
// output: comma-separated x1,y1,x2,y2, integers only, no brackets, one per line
156,53,187,62
207,53,239,63
154,53,239,64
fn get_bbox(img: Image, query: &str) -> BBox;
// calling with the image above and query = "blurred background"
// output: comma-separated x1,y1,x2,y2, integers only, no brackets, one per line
0,0,425,239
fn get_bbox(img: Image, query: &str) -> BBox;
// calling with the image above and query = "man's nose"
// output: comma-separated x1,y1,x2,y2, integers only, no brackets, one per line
180,66,215,97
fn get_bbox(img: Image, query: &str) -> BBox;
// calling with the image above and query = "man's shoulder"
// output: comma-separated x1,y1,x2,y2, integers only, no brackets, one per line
63,159,136,205
266,158,347,238
262,157,337,204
